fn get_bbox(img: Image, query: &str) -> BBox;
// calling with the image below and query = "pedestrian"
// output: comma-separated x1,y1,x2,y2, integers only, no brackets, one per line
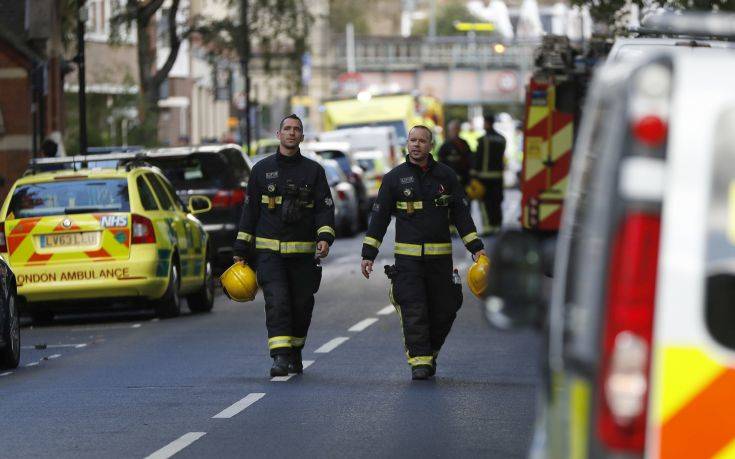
233,114,336,377
437,119,473,187
360,125,485,380
472,113,506,235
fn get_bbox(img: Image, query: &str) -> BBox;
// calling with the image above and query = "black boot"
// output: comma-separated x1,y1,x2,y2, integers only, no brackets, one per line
289,348,303,374
270,354,290,377
411,365,433,380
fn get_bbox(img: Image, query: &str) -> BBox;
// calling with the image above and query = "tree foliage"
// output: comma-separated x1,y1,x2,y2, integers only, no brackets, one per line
571,0,735,29
413,0,478,36
192,0,312,93
327,0,369,35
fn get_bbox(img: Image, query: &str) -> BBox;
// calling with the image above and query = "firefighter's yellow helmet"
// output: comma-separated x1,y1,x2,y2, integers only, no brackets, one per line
467,254,490,299
465,179,486,200
220,262,258,302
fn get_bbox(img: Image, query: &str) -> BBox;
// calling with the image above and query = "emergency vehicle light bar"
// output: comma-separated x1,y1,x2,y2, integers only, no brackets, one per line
640,12,735,40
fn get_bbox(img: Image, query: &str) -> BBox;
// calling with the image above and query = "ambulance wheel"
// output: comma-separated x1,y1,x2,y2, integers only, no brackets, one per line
187,256,215,313
155,261,181,319
0,292,20,370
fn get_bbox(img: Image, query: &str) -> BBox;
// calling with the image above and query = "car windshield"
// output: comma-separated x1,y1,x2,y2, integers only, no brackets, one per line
338,121,407,143
8,179,130,218
323,164,343,186
146,155,229,189
356,158,376,172
316,151,351,174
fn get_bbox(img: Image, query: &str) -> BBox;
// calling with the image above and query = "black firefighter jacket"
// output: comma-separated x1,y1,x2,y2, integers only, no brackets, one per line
361,155,484,260
234,151,335,259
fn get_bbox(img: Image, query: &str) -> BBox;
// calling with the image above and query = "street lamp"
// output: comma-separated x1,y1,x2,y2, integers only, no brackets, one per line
75,0,88,155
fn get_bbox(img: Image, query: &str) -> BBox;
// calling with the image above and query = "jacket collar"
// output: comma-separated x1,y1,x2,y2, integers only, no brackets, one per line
404,153,436,172
276,148,302,165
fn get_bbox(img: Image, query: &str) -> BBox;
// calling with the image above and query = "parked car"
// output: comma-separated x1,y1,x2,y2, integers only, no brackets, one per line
0,257,19,369
131,145,252,270
303,141,370,227
322,159,360,237
7,157,214,322
486,26,735,459
319,125,402,167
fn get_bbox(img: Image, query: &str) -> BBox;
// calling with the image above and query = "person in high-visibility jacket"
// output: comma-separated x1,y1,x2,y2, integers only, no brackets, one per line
360,125,486,380
233,114,336,377
472,113,507,235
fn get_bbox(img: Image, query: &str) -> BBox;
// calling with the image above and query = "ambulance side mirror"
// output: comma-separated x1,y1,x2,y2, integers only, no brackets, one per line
188,195,212,215
484,230,547,329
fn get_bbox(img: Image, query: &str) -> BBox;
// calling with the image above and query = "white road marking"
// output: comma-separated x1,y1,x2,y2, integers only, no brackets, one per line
131,323,142,329
75,344,87,349
25,362,39,367
150,318,160,322
145,432,207,459
22,343,86,350
48,354,61,359
314,337,349,354
377,305,395,315
0,371,12,376
348,318,379,332
213,392,265,419
70,324,140,332
270,360,315,382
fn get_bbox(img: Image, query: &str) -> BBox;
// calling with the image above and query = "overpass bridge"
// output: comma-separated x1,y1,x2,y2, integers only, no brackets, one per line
332,35,538,108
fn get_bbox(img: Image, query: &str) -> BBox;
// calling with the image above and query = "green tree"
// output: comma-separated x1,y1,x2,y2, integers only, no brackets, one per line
413,0,479,36
328,0,369,35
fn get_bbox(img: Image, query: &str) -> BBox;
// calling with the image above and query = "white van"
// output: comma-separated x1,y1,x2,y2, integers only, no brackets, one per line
319,127,402,167
487,33,735,459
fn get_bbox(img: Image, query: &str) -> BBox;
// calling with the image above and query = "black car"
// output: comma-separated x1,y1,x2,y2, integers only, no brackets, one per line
140,145,252,270
0,257,19,370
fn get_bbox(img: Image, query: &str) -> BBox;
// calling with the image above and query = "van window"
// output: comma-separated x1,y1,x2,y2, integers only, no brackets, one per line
705,108,735,349
8,179,130,218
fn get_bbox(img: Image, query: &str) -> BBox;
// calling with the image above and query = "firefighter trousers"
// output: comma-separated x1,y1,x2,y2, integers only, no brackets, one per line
479,178,503,232
256,252,319,356
391,256,462,367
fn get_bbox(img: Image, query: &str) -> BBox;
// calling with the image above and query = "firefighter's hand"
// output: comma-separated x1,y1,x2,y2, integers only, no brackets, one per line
317,241,330,259
472,249,487,262
233,256,244,264
361,259,374,279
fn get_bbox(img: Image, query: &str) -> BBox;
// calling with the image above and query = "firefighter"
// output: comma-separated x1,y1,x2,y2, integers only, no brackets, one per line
233,114,336,377
437,119,473,187
360,125,485,380
472,113,507,235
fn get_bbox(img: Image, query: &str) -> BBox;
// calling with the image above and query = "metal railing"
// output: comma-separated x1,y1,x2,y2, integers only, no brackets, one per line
334,35,537,71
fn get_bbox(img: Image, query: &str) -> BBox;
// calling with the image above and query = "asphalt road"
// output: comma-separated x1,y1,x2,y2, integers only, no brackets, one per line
0,192,539,458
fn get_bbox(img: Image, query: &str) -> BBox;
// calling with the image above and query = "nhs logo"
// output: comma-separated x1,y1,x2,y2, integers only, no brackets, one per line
100,215,128,228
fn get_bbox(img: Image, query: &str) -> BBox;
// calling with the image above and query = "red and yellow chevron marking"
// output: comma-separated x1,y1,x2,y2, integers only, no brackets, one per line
652,347,735,458
5,214,131,267
521,78,574,231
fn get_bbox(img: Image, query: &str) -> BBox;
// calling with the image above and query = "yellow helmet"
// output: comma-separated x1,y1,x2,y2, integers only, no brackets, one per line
467,254,490,299
220,262,258,302
465,179,486,200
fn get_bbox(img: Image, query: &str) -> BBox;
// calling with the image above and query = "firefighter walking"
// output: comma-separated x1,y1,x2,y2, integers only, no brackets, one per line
360,125,485,380
472,114,507,235
233,114,336,377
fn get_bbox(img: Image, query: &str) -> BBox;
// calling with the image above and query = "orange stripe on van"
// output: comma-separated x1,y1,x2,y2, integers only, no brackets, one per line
10,218,41,236
27,252,53,264
659,369,735,458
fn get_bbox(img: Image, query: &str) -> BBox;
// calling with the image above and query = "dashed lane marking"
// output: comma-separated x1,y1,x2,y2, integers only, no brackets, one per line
25,362,39,367
48,354,61,359
348,318,379,332
145,432,207,459
0,371,12,377
377,305,395,315
314,337,350,354
212,393,266,419
271,360,315,382
131,323,142,329
22,343,86,350
75,344,87,349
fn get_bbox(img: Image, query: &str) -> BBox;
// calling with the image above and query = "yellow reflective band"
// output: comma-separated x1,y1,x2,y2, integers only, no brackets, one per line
424,243,452,256
255,237,281,251
237,232,253,242
363,236,381,249
476,171,503,179
280,241,317,254
317,226,336,238
395,242,423,257
291,337,306,348
408,356,434,367
461,232,479,244
396,201,424,210
260,195,283,204
268,336,293,350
